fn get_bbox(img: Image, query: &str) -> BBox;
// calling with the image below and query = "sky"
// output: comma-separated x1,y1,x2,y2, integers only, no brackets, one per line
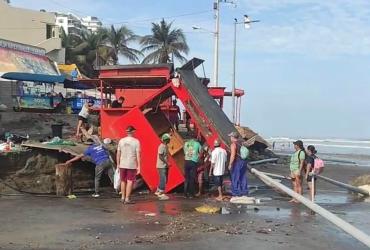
10,0,370,139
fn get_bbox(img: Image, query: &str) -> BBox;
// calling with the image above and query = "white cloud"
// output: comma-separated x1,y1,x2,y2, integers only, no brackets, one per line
230,0,370,57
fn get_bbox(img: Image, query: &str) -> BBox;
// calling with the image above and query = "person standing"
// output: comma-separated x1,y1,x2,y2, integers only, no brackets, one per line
71,68,79,81
195,145,210,197
65,139,114,197
228,132,249,197
305,145,317,201
155,133,171,199
183,132,202,198
112,96,125,108
289,140,306,203
76,99,94,139
117,126,141,204
169,99,181,130
209,139,227,201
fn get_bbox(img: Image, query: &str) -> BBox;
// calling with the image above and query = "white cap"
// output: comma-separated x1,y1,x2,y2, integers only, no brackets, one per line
103,138,112,144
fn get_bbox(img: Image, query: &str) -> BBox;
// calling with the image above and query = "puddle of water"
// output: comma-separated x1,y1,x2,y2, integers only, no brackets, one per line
314,193,350,205
220,205,249,215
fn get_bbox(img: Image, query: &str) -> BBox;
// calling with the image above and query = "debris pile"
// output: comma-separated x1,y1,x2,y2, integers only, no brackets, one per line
0,150,95,194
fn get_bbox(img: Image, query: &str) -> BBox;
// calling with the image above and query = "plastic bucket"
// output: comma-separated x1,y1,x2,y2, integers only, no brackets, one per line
51,124,63,138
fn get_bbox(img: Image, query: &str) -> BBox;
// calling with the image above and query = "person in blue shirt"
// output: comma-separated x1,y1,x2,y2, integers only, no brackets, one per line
71,68,79,81
65,139,114,197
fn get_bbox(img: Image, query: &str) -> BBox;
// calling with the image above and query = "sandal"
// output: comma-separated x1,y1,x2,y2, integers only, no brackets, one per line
124,200,135,204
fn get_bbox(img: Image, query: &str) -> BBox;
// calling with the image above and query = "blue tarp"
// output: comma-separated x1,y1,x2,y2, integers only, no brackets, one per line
2,72,65,84
63,80,96,90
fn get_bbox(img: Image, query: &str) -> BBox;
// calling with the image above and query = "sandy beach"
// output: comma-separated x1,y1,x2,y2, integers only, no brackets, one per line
0,161,369,250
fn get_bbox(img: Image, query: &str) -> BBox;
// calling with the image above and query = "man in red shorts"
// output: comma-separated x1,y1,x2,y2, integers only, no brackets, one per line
116,125,141,204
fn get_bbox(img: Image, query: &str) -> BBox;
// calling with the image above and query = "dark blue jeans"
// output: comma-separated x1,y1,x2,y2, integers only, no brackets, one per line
231,158,249,196
184,160,197,197
157,168,168,192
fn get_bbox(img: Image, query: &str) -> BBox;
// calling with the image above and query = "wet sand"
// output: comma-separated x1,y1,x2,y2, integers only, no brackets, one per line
0,162,369,249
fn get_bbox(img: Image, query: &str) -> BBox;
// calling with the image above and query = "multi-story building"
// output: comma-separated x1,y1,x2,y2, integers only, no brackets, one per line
81,16,102,33
55,12,88,36
0,1,64,63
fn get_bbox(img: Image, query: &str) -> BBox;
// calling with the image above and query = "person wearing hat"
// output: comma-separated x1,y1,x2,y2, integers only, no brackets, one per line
76,99,95,140
289,140,306,203
64,138,114,198
209,139,227,201
116,125,141,204
228,131,249,197
154,133,171,199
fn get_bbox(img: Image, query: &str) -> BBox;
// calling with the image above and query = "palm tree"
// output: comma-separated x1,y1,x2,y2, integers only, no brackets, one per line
72,30,112,77
140,19,189,64
60,28,81,64
101,25,142,64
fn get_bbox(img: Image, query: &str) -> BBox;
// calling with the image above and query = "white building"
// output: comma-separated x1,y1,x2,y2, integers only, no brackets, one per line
81,16,102,33
55,12,88,36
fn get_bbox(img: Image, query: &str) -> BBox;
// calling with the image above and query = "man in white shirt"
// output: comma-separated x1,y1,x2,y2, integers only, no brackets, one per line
209,139,227,201
116,125,141,204
76,99,94,140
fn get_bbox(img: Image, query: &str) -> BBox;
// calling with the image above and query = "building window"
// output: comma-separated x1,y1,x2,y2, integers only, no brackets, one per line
46,24,53,39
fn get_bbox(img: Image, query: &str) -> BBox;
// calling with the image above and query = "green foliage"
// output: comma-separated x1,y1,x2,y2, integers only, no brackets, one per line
140,19,189,64
60,20,189,77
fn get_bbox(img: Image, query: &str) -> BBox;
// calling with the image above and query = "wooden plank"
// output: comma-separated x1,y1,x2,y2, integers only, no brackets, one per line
22,142,88,156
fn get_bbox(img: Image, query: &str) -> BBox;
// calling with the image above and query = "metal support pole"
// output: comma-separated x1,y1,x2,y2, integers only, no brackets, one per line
315,174,369,196
213,0,220,87
249,158,279,165
250,168,370,248
99,80,103,110
238,96,241,125
232,18,237,124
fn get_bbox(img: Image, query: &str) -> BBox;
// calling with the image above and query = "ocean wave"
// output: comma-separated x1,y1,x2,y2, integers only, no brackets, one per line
267,137,370,144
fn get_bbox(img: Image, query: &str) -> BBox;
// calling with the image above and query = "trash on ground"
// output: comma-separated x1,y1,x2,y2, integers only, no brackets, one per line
358,185,370,195
144,213,157,217
256,228,272,234
195,204,221,214
230,196,256,204
67,194,77,199
43,137,76,146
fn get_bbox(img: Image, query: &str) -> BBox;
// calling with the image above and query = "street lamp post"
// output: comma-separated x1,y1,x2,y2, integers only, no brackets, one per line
213,0,220,87
232,15,260,124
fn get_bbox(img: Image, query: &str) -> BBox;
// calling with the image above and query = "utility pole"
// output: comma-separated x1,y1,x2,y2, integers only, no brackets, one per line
232,15,260,124
213,0,220,87
232,18,237,124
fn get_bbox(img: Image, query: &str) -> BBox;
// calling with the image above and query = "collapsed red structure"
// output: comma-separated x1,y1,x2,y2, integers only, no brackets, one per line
94,58,245,192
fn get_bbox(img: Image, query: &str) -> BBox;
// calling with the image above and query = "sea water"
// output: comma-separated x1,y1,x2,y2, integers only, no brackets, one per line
267,137,370,167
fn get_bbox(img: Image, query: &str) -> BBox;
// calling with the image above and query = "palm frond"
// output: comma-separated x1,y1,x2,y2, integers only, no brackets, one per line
140,18,189,64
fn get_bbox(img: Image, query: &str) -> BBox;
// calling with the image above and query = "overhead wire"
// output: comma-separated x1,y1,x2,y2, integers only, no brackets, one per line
107,10,213,25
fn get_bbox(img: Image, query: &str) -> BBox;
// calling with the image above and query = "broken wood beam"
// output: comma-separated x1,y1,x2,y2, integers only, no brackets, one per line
55,163,73,196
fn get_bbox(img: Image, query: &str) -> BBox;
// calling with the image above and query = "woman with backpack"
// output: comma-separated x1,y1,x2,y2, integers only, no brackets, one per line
305,145,317,201
305,145,324,201
289,140,306,203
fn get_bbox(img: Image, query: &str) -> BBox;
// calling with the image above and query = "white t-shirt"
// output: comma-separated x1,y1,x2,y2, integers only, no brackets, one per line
211,147,227,176
117,136,140,169
78,104,89,118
